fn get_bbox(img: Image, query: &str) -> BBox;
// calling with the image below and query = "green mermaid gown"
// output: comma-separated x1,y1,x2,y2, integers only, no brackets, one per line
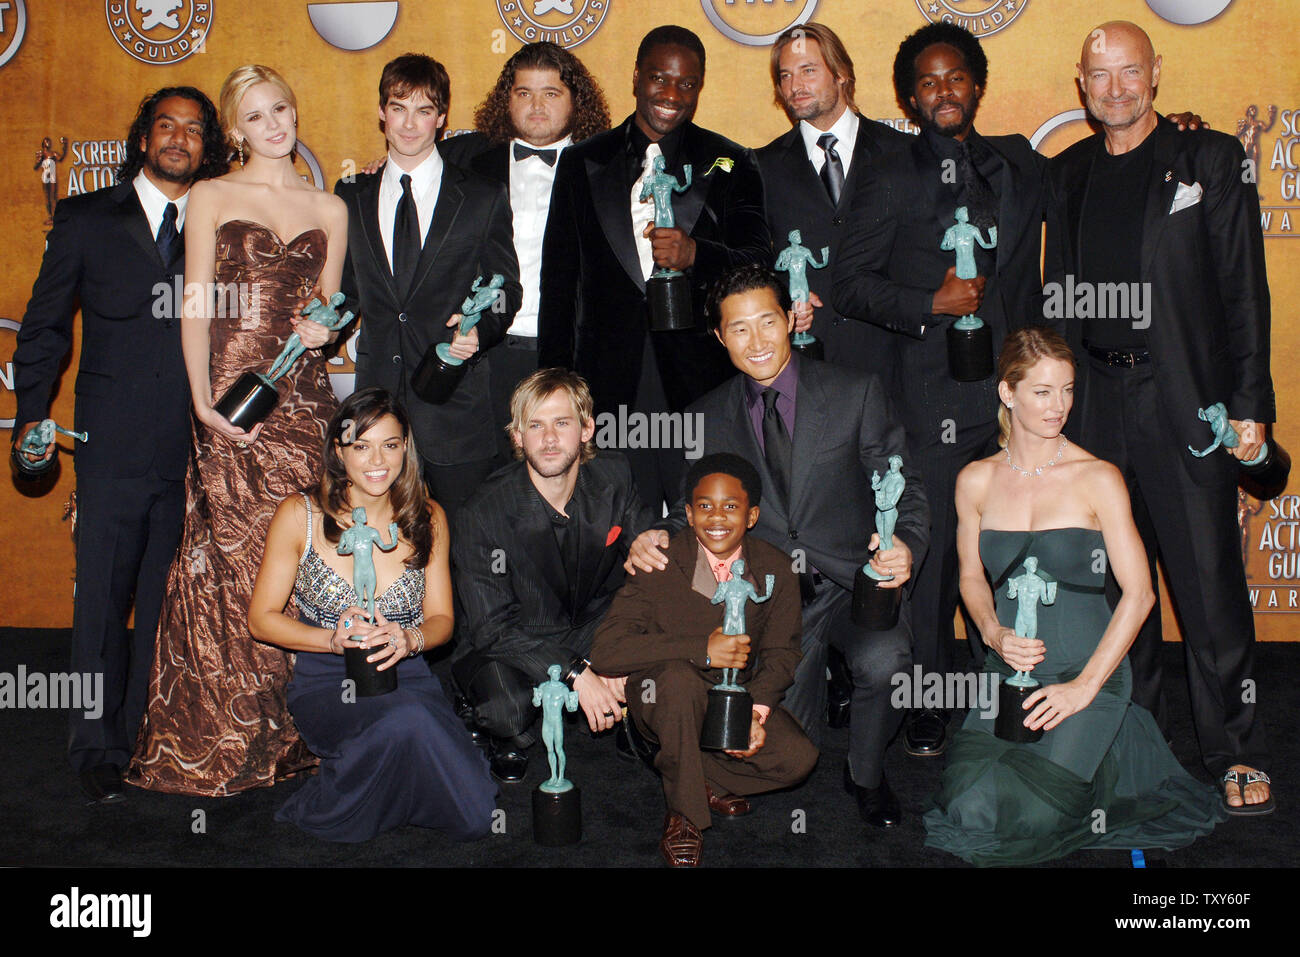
923,528,1226,866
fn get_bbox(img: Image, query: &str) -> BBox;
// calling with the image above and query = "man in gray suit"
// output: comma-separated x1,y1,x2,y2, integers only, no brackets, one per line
628,263,928,827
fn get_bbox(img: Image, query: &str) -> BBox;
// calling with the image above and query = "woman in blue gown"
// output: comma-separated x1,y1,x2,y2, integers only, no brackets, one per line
249,387,496,842
923,328,1225,865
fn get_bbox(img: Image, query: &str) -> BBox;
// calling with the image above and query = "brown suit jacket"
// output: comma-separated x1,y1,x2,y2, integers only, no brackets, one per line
591,529,802,711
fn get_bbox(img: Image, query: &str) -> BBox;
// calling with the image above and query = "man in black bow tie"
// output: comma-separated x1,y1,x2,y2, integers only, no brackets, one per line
12,86,225,805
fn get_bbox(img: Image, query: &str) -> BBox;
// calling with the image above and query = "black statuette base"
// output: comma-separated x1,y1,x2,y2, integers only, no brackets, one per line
700,687,753,751
647,273,695,331
214,372,279,431
994,680,1043,743
411,347,466,405
532,786,581,846
852,565,902,631
11,444,58,483
791,337,824,361
946,322,994,382
344,646,398,698
1240,439,1291,501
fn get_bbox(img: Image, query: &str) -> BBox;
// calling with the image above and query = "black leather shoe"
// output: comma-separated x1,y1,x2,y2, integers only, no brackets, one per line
843,763,900,828
79,763,125,805
903,708,948,757
489,738,529,783
453,694,488,748
615,717,659,766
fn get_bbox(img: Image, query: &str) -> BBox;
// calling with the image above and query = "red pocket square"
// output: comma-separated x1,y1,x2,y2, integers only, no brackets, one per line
606,525,622,547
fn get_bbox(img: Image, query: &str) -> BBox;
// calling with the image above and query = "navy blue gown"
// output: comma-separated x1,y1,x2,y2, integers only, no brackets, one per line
275,495,497,842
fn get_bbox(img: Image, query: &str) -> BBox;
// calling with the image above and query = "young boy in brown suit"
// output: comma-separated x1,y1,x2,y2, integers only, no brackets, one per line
591,452,818,867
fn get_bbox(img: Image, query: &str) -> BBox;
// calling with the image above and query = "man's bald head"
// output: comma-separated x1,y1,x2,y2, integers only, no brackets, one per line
1077,19,1161,139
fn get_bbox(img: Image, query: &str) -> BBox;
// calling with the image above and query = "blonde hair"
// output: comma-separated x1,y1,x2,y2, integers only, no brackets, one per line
508,368,597,464
218,64,297,150
996,327,1076,448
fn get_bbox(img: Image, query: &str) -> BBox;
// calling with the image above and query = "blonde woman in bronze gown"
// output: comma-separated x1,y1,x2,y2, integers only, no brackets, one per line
128,65,349,795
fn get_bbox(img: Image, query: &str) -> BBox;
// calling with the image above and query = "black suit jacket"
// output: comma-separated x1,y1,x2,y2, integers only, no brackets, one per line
438,131,508,185
662,356,929,592
1046,116,1275,485
831,130,1050,443
334,160,522,465
756,115,910,378
538,116,772,414
13,181,191,480
450,451,654,681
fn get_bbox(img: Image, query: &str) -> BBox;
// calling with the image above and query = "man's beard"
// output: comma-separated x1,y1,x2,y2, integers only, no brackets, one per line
525,446,579,479
146,150,198,184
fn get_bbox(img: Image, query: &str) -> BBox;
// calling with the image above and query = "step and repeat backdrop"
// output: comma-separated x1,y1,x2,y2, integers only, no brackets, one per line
0,0,1296,631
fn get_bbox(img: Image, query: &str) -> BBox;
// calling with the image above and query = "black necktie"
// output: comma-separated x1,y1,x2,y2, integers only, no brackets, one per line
156,201,180,264
957,139,999,231
513,143,558,166
761,388,793,504
393,173,421,295
818,133,844,206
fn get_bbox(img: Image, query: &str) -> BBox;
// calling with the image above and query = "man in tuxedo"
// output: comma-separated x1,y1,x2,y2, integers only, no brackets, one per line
757,22,909,378
831,22,1052,759
439,42,611,460
539,24,772,511
1046,21,1274,813
337,54,522,518
628,264,929,827
452,369,653,781
11,87,225,804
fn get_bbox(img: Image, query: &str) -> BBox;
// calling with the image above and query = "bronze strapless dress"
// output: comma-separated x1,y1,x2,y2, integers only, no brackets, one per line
128,220,338,796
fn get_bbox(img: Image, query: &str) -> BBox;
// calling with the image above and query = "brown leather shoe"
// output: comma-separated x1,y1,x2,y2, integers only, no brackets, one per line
660,812,703,867
706,785,751,817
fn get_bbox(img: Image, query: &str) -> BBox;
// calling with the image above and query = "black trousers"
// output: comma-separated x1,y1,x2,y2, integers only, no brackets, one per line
451,649,539,742
1079,358,1269,775
488,336,539,462
909,421,999,676
782,579,912,788
69,468,185,772
422,455,501,524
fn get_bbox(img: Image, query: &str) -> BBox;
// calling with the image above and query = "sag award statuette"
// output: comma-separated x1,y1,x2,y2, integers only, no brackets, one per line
853,455,905,630
700,559,775,752
11,419,87,481
994,556,1056,743
532,664,582,846
1188,401,1291,501
214,293,354,431
339,506,401,697
775,228,829,360
412,274,505,405
941,206,997,382
640,154,695,331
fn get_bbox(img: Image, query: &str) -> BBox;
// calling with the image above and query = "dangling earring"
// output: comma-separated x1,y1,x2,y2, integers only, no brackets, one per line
236,139,247,167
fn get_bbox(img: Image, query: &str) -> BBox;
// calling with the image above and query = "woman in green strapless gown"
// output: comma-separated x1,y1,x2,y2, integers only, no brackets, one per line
923,329,1225,866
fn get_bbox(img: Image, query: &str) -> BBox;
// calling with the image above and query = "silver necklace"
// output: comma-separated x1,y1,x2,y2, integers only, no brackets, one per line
1006,438,1067,477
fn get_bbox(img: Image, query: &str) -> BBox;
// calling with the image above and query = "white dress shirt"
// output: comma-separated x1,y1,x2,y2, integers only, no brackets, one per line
134,169,190,237
508,134,570,337
378,148,444,272
800,107,859,183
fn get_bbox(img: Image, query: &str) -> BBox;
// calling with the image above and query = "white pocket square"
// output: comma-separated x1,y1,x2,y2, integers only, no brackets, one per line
1169,181,1203,214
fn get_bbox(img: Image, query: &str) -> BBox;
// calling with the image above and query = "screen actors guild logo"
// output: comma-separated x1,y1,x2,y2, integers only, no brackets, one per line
0,0,28,69
495,0,609,49
307,1,399,51
105,0,213,64
1145,0,1233,25
915,0,1029,39
700,0,819,47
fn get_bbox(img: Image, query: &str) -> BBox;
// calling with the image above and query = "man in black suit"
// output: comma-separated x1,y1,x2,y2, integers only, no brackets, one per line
452,369,652,781
629,264,929,826
11,87,225,804
1046,21,1274,813
832,23,1052,759
539,24,772,511
757,22,908,378
439,42,611,461
336,54,522,519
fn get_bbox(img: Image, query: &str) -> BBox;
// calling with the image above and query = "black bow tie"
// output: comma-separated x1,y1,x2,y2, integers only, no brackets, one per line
513,143,558,166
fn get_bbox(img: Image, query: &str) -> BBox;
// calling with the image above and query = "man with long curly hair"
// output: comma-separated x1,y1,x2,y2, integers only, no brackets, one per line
441,42,611,459
12,86,223,805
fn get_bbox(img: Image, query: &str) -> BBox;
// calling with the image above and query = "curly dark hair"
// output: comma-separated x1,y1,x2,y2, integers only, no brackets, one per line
892,22,989,117
686,452,762,509
473,42,610,145
116,86,227,185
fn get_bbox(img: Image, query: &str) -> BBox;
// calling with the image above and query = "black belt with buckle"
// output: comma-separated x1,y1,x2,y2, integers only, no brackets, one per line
1085,344,1151,368
505,334,537,352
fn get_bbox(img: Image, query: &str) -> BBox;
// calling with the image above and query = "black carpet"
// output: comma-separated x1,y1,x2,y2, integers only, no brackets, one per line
1,627,1296,869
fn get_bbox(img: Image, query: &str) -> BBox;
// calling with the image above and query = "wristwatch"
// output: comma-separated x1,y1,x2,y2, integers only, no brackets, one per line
564,656,591,688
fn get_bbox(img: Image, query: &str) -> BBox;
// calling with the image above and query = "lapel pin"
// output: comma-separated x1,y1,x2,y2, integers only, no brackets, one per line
1164,170,1173,182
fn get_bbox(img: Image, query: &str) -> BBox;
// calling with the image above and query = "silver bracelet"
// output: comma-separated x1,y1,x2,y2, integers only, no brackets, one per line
407,625,425,657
